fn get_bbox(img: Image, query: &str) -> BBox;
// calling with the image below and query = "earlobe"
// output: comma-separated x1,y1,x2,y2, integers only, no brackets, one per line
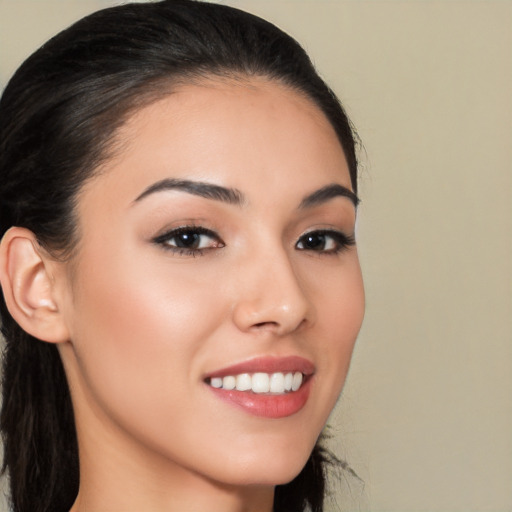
0,227,70,343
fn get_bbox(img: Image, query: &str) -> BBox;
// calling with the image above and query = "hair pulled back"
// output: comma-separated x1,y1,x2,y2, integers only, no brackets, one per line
0,1,358,511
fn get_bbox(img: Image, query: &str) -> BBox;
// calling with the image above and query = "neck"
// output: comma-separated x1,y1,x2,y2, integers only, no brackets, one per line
71,478,273,512
69,425,275,512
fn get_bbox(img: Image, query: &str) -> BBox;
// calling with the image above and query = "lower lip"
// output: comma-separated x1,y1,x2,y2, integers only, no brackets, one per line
207,377,312,418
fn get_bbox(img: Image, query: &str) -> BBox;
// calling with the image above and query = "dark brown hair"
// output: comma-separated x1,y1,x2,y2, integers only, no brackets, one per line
0,1,358,511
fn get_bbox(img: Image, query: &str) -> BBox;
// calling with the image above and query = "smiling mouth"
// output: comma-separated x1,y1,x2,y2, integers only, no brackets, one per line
204,357,314,417
205,372,306,395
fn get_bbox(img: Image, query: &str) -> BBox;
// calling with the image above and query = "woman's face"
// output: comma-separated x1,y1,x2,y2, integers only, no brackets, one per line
57,78,364,489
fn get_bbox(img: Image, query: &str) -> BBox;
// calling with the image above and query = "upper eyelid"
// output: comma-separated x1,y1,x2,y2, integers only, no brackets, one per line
152,226,225,255
298,227,355,239
151,228,222,252
296,228,356,249
153,225,220,239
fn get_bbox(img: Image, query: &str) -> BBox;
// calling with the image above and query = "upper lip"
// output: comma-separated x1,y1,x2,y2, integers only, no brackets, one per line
205,356,315,379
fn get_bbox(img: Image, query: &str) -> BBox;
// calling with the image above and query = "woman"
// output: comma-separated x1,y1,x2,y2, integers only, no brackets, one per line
0,1,364,511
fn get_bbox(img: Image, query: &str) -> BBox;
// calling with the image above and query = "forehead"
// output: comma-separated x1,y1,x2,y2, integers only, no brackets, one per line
79,78,351,209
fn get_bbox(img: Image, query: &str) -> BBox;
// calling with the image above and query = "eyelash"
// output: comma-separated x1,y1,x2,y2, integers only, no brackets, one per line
295,229,356,255
153,226,355,257
152,226,225,257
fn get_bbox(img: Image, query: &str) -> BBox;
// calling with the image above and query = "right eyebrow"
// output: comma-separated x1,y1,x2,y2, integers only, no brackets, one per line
132,178,245,206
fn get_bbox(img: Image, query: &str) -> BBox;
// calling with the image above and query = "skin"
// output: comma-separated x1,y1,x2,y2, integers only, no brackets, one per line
47,78,365,512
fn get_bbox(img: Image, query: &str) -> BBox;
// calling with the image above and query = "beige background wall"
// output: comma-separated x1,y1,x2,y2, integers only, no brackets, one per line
1,1,511,511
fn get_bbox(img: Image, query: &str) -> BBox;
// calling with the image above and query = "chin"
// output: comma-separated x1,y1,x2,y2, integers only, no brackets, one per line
259,459,311,487
210,438,316,488
218,463,308,488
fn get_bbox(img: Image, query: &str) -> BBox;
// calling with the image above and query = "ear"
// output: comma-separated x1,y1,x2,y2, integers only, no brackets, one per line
0,227,70,343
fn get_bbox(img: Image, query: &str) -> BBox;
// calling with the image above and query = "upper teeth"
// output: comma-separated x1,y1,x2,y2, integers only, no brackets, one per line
208,372,304,394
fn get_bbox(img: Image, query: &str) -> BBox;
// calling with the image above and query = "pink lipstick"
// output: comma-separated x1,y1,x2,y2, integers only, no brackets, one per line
204,356,314,418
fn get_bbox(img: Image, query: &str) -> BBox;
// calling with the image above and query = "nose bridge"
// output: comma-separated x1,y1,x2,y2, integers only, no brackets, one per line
232,240,312,334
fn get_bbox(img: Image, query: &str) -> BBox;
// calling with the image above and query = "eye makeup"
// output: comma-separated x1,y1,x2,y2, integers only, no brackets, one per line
295,229,355,255
152,225,225,257
151,222,355,259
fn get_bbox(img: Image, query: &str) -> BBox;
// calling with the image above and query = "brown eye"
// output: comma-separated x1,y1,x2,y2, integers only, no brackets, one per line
296,230,355,254
153,226,224,254
298,233,330,251
172,231,202,249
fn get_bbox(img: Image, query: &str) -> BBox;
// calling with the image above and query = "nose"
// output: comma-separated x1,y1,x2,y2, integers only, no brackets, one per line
231,248,312,336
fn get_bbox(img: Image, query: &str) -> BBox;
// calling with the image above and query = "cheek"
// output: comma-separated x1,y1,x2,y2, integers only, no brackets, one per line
66,245,226,425
72,240,224,348
307,255,365,406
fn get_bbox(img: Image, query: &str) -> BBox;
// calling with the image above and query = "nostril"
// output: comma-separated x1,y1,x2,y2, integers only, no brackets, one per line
252,321,279,329
250,318,306,334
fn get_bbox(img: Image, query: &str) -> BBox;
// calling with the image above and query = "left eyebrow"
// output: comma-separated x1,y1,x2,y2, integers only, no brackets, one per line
299,184,359,209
